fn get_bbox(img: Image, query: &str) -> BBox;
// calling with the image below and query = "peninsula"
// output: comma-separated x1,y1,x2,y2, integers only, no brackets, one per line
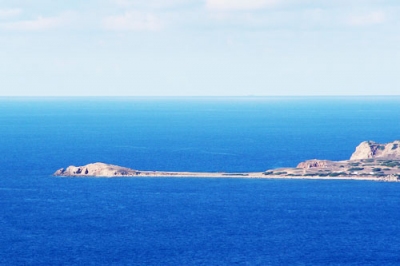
54,140,400,181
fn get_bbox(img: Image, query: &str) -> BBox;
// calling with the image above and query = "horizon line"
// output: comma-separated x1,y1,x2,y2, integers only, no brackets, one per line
1,95,400,98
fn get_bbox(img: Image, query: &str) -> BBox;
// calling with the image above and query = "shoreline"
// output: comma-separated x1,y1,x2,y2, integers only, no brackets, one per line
54,144,400,182
56,170,399,182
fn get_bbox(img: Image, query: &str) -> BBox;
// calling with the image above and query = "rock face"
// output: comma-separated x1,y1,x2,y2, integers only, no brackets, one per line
350,140,400,160
296,160,331,169
54,162,138,177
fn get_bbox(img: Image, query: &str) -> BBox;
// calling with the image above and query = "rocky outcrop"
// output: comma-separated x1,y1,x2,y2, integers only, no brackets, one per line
296,160,331,169
54,162,139,177
383,174,399,182
350,140,400,160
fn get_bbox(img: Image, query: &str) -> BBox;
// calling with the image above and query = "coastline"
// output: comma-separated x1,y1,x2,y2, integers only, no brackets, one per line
54,141,400,182
55,169,399,182
137,174,392,182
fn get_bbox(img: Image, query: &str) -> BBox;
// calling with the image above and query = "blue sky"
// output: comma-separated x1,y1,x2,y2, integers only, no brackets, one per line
0,0,399,96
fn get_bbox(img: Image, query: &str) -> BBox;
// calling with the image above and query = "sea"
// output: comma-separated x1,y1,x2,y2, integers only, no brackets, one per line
0,96,400,265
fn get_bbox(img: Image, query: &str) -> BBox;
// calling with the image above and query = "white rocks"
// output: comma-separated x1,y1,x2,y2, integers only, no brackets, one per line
350,140,400,160
54,162,138,177
383,174,399,182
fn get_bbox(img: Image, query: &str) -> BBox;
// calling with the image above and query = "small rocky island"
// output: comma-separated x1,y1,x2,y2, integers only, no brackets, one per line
54,140,400,181
54,163,255,178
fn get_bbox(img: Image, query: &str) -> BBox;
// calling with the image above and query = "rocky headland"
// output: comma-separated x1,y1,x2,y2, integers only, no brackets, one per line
265,140,400,181
54,140,400,181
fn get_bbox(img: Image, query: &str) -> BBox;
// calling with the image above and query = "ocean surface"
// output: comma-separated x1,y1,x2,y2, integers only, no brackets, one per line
0,96,400,265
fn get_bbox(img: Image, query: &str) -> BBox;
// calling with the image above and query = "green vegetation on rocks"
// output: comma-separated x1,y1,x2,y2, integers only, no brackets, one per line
348,167,364,171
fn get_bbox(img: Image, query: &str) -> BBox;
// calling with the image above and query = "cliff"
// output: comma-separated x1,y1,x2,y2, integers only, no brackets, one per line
350,140,400,160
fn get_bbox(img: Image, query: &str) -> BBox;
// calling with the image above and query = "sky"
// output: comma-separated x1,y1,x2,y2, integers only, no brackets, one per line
0,0,399,96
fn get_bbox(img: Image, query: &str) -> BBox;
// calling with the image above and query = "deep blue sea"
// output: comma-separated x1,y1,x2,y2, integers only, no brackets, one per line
1,96,400,265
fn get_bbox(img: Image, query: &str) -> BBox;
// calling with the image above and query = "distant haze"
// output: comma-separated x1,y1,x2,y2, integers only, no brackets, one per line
1,0,399,96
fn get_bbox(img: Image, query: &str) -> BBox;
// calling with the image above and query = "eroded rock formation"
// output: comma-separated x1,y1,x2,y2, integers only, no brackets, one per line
296,160,331,169
350,140,400,160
